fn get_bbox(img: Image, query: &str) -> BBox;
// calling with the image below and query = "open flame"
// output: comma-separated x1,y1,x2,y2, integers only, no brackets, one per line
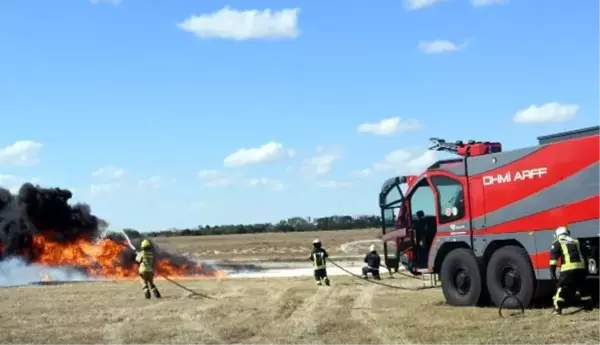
29,235,225,280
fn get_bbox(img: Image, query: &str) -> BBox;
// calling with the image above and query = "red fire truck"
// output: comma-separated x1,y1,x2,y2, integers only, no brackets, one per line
379,126,599,308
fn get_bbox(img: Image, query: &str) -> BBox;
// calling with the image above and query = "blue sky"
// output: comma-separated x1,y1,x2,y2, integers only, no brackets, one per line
0,0,598,231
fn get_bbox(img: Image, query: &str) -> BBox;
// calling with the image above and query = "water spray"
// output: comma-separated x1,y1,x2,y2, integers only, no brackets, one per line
118,230,216,300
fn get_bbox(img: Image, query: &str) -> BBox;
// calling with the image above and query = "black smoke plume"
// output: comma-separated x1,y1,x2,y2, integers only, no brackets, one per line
0,183,102,262
0,182,221,277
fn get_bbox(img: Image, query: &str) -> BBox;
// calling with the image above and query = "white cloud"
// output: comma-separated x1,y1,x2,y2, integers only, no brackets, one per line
137,176,161,189
471,0,508,7
372,149,438,175
91,165,125,179
404,0,444,10
0,140,43,166
0,175,42,194
357,117,422,136
198,170,221,180
89,0,122,5
0,174,22,194
418,40,467,54
223,141,295,167
246,178,286,191
315,180,350,188
513,102,579,124
90,183,120,195
198,169,285,190
197,169,233,188
302,146,342,176
177,7,300,41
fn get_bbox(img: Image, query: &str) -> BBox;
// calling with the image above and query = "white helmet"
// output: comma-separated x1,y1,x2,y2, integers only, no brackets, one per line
555,226,570,238
313,239,321,244
369,244,376,252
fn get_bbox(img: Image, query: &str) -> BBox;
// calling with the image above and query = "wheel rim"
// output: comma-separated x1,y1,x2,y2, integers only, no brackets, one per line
500,265,521,295
453,266,471,295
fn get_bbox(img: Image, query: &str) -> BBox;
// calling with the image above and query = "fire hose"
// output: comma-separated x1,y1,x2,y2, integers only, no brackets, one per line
498,292,525,318
332,246,526,318
113,233,529,316
118,231,216,300
328,258,439,291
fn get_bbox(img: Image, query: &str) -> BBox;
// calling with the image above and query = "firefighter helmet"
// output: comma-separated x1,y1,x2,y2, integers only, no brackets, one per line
369,244,376,252
555,226,570,238
141,239,152,249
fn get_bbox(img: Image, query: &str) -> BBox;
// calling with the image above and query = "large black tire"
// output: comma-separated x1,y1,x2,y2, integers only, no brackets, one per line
486,245,535,309
440,248,483,306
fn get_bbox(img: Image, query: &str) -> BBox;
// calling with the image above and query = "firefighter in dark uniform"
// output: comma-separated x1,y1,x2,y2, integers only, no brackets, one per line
549,226,593,315
309,239,330,286
362,244,381,280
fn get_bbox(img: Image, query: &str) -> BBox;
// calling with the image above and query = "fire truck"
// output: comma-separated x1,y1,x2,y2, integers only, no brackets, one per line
379,126,599,308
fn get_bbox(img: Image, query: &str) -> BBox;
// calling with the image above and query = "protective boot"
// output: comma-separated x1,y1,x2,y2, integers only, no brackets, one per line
323,277,330,286
551,308,562,316
144,289,151,299
316,280,322,286
582,298,594,311
152,287,162,298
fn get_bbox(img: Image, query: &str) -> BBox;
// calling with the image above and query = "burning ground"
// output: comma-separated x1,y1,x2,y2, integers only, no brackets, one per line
0,183,223,286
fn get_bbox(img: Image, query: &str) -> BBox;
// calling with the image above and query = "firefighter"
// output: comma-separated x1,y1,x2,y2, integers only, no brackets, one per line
135,239,162,299
362,244,381,280
309,239,330,286
549,226,593,315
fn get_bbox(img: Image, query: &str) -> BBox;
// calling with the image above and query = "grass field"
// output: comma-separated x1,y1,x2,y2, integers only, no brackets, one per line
153,228,381,261
1,275,598,344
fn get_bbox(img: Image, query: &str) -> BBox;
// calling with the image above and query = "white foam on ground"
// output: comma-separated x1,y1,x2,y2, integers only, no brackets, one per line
0,257,99,287
227,265,364,279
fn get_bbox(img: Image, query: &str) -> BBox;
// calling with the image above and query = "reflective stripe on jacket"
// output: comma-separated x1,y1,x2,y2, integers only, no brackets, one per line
550,237,586,271
136,250,154,273
310,248,328,270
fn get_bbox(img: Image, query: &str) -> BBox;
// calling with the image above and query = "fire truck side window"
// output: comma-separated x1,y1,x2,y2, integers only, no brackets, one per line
383,208,396,227
431,176,465,224
409,184,436,218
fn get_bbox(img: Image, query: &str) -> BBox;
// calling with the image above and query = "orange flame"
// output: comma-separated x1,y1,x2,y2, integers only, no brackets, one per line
30,235,225,279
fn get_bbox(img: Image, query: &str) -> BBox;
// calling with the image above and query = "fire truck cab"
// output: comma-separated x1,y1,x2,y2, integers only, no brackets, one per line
379,126,600,308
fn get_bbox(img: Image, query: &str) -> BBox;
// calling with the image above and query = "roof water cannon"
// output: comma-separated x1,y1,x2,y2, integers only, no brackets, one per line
428,137,502,157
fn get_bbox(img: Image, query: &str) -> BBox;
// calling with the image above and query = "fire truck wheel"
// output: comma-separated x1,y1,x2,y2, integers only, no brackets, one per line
440,248,482,306
486,245,535,309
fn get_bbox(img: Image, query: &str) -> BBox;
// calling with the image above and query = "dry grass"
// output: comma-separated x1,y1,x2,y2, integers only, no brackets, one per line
1,275,597,344
153,229,381,261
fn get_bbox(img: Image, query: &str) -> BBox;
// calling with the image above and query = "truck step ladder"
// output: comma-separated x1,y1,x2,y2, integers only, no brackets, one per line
415,268,439,287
